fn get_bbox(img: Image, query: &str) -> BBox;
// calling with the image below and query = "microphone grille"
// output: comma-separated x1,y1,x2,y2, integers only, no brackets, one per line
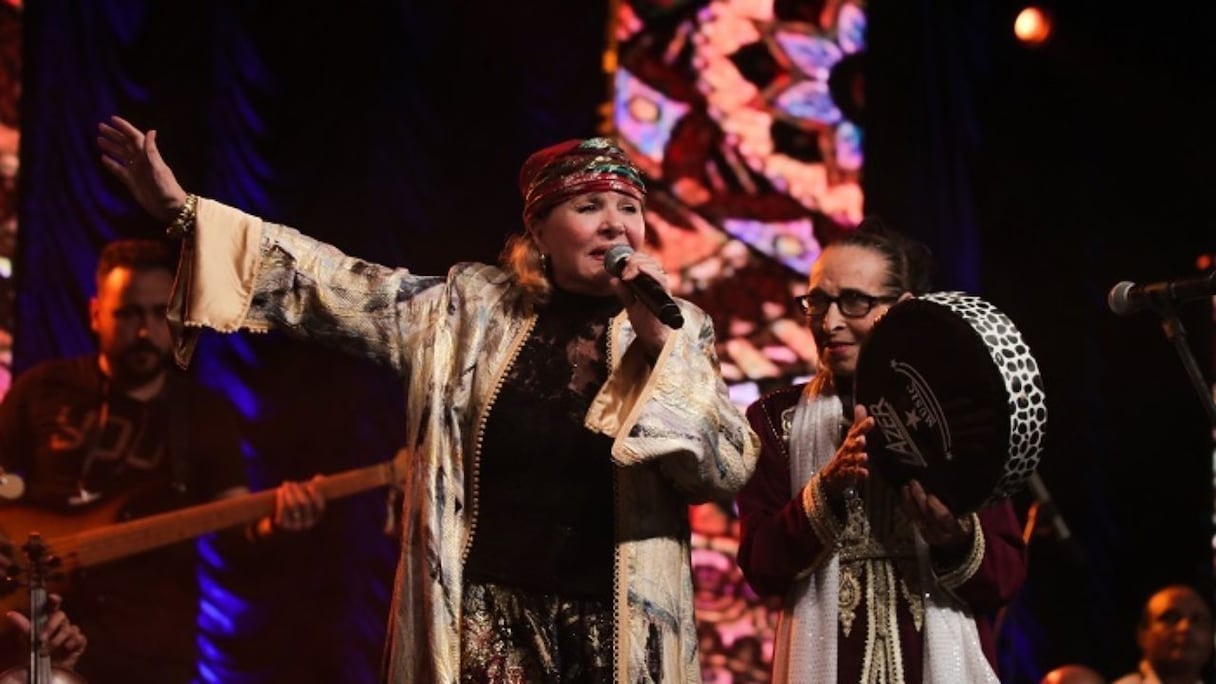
603,245,634,277
1107,280,1136,316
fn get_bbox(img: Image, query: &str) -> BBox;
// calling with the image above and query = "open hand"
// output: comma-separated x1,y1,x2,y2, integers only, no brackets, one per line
97,115,188,222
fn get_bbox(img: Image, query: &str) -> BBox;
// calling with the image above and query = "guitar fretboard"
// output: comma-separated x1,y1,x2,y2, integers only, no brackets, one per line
56,458,397,568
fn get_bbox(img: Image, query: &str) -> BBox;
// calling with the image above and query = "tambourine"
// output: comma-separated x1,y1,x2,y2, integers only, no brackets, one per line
854,291,1047,513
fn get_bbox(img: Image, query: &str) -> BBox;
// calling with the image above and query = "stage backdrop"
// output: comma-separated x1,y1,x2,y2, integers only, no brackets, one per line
16,1,1216,683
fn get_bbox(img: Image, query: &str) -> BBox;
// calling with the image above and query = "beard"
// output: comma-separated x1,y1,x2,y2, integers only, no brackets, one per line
112,339,171,387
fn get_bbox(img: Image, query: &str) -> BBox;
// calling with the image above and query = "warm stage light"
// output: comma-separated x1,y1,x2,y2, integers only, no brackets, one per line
1014,7,1053,46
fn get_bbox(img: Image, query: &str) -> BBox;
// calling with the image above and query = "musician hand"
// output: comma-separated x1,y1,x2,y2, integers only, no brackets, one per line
901,480,974,550
273,476,326,533
5,594,87,670
818,405,875,509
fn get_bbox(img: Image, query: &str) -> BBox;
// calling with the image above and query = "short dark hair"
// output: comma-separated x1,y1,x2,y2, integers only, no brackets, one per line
832,216,936,296
1139,583,1214,628
96,238,176,286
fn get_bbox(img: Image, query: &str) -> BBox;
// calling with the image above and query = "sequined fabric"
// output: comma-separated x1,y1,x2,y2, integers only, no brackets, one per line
459,581,614,684
518,138,646,224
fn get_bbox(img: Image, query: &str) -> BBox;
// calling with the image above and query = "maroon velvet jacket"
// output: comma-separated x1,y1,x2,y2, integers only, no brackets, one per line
735,384,1027,683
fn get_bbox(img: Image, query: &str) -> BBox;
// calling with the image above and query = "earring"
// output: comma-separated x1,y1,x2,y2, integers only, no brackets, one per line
540,253,551,274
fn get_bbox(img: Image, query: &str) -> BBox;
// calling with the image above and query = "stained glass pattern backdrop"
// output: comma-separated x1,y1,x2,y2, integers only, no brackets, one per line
0,1,20,399
613,0,865,399
610,0,867,679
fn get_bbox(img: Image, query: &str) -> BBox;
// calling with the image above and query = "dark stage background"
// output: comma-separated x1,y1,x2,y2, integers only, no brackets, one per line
10,1,1216,682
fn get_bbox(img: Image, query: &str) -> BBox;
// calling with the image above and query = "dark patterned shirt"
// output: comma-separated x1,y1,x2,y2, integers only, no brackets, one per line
464,287,622,599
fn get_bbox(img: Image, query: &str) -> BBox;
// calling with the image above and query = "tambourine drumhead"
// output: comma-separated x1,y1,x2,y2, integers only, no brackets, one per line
854,292,1047,514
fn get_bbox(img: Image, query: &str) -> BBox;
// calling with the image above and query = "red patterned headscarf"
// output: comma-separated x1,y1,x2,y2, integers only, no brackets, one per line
518,137,646,226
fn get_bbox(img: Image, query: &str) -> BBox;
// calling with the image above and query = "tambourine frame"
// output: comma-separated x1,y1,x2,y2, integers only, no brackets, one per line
854,292,1046,513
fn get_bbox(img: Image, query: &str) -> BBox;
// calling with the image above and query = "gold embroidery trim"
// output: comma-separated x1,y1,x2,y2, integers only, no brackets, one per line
803,475,843,547
795,476,844,580
839,561,862,637
779,405,796,452
899,572,926,632
936,512,986,589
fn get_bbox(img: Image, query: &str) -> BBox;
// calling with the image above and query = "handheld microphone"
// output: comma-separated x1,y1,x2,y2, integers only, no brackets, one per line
1107,271,1216,316
603,245,684,329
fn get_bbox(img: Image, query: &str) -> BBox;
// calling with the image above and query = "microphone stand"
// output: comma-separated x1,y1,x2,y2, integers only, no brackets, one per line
1025,472,1071,544
1155,297,1216,684
1023,471,1086,568
1156,299,1216,429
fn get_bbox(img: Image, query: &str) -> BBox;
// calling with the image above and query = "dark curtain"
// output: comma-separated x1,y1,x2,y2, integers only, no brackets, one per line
867,1,1215,682
19,1,607,681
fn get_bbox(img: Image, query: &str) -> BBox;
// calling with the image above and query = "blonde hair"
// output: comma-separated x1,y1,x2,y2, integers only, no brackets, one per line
498,231,551,313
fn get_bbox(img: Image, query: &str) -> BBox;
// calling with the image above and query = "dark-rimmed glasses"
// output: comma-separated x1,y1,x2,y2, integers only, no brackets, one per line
794,289,899,318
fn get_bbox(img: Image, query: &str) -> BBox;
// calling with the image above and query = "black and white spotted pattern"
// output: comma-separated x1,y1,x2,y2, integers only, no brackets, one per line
922,291,1047,504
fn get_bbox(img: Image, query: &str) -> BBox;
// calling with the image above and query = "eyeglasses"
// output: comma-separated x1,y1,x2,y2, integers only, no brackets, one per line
794,289,900,318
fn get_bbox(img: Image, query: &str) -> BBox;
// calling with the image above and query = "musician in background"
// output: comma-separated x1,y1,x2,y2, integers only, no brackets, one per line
1114,584,1212,684
0,238,326,683
735,218,1027,683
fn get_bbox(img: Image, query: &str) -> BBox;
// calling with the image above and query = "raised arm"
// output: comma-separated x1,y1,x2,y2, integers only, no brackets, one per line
98,115,447,373
175,204,445,372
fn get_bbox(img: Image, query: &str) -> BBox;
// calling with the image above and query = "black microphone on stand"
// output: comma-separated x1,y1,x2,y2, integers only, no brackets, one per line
1107,269,1216,428
1107,271,1216,316
603,245,684,329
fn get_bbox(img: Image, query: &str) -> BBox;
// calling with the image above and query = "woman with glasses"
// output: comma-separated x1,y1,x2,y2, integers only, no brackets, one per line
734,218,1027,683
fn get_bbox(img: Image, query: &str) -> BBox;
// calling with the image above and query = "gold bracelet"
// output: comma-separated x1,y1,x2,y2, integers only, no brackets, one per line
166,193,199,238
